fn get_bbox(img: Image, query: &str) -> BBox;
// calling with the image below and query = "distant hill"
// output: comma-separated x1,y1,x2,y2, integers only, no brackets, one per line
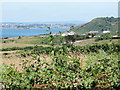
70,17,120,34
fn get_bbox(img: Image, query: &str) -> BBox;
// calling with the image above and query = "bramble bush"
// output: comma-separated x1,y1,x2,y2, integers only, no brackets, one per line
0,43,120,89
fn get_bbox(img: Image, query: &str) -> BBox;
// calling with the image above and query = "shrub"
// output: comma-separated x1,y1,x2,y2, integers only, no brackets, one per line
95,33,112,41
3,37,8,39
0,50,119,89
18,36,21,39
0,43,119,89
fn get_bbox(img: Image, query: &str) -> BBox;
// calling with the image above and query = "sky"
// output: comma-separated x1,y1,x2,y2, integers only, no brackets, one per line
1,2,118,22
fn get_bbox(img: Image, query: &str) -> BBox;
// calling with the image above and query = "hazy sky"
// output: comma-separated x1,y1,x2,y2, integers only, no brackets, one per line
1,2,118,22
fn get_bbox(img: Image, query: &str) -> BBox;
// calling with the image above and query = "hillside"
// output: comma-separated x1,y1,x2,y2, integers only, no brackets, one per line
70,17,120,34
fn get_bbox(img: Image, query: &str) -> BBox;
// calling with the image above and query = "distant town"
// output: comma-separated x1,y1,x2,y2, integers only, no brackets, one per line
0,23,79,29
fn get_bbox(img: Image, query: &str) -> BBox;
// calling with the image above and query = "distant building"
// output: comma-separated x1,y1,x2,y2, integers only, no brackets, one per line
81,34,86,36
112,35,118,37
70,26,74,30
103,31,110,33
51,33,60,36
89,31,99,34
94,35,100,37
61,31,76,36
88,35,92,38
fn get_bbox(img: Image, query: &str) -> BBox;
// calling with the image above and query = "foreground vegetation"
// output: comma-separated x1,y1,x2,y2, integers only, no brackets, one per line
0,42,119,89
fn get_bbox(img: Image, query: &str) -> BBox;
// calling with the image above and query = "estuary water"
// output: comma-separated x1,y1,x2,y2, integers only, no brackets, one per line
0,28,68,38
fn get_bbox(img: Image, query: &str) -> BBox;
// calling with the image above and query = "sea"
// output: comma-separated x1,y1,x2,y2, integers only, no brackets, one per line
0,28,68,38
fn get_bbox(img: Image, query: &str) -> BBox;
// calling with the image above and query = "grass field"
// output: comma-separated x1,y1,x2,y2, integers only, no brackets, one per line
1,35,50,49
0,35,119,67
1,35,119,49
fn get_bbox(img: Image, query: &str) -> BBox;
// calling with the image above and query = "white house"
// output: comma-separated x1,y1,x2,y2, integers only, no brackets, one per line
61,31,76,36
81,34,86,36
112,35,118,37
61,32,69,36
89,31,99,34
103,31,110,33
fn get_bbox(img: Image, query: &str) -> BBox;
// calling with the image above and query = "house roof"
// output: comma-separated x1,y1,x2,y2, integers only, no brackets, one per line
61,31,76,36
89,31,99,33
